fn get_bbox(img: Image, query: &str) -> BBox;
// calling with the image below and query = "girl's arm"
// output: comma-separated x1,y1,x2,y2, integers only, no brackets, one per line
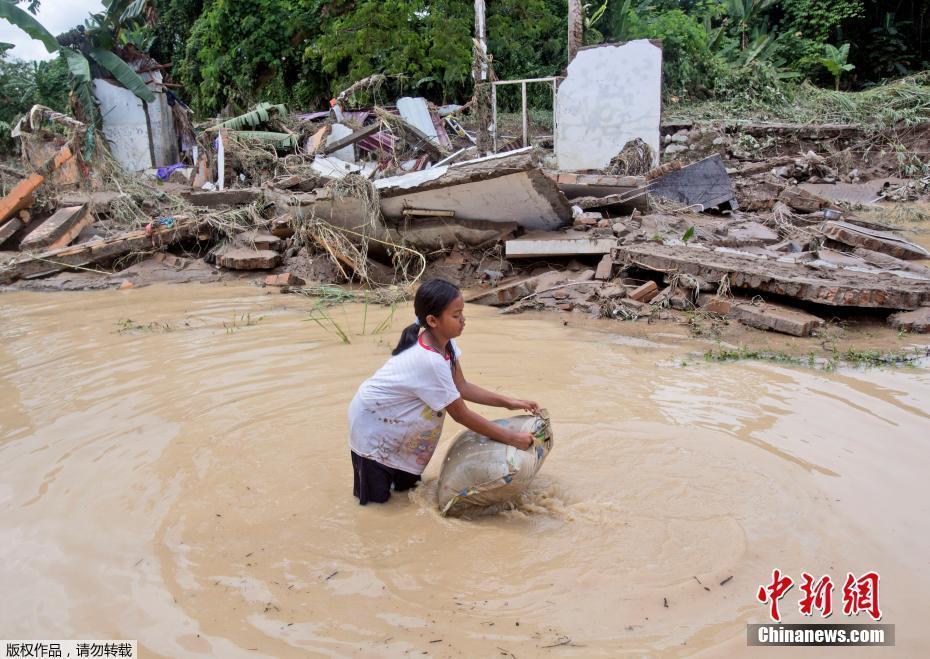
444,398,533,450
452,361,540,413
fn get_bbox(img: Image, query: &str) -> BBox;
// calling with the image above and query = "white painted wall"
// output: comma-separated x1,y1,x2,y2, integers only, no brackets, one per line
94,79,152,171
555,40,662,171
93,71,180,171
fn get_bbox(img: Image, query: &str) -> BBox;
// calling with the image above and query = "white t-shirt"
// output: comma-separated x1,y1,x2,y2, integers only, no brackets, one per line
348,336,462,474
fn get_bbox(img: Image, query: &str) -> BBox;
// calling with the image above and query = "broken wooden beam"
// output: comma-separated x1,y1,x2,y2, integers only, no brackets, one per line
402,208,455,218
20,204,90,251
322,122,382,155
0,216,206,284
616,243,930,310
505,231,616,258
820,220,930,260
0,146,73,223
181,188,262,208
0,217,24,247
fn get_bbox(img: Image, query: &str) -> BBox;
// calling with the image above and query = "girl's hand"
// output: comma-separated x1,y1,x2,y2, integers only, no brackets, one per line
506,398,540,414
509,431,535,450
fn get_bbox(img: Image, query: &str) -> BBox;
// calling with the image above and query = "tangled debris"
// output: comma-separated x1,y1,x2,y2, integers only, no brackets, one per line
2,62,930,338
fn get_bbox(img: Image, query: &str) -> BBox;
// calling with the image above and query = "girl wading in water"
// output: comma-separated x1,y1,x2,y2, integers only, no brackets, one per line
348,278,540,505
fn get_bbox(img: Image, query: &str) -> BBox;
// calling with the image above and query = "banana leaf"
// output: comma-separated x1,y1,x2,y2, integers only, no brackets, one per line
213,103,287,131
231,130,298,150
119,0,147,24
0,1,59,54
61,47,97,126
89,47,156,104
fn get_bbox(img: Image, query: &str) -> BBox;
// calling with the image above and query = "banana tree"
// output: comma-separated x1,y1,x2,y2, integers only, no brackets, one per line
0,0,155,129
820,43,855,91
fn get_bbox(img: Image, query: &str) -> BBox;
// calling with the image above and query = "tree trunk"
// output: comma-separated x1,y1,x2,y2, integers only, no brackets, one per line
568,0,583,65
473,0,488,83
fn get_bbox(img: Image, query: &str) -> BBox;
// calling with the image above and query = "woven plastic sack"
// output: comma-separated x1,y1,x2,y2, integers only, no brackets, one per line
436,411,553,517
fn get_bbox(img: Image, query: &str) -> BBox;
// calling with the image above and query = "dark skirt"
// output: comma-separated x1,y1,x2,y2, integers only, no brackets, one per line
351,451,421,505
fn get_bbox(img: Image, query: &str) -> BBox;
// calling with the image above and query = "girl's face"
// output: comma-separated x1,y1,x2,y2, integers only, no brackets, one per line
427,294,465,339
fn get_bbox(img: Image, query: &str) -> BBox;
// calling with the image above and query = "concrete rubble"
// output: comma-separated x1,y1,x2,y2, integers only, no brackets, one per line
2,47,929,338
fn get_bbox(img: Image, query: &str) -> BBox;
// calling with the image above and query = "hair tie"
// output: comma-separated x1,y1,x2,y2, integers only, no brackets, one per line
414,318,421,327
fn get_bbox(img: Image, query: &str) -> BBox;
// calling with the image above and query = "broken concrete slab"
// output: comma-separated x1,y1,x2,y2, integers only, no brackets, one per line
377,149,571,230
505,230,616,258
545,171,647,208
20,205,90,251
821,221,930,260
850,248,930,275
717,220,780,247
556,40,662,170
235,232,283,252
887,307,930,333
594,254,613,280
0,217,207,284
779,187,830,214
648,154,738,211
183,189,262,208
617,243,930,309
730,300,825,336
216,248,281,270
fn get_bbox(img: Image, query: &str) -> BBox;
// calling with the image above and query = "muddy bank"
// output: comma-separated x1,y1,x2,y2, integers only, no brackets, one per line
1,284,928,656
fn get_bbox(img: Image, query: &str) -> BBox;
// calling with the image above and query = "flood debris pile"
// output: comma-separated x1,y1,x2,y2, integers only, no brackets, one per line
2,40,929,335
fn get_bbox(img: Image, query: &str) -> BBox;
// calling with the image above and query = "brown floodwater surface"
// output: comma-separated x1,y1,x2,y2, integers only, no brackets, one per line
1,284,928,657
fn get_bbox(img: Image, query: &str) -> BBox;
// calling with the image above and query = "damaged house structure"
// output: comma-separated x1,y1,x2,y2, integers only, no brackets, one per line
1,18,929,340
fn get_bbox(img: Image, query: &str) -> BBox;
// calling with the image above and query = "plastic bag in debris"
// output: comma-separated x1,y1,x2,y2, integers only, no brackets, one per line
436,411,553,517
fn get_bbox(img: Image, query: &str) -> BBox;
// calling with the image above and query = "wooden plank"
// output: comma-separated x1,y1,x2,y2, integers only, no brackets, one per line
20,205,88,251
402,208,455,217
46,211,95,250
322,122,381,155
0,216,204,284
0,217,24,247
0,145,73,223
0,173,43,224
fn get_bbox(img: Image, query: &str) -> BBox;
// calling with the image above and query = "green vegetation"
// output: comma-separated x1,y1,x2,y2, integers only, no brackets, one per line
702,346,928,370
1,1,928,127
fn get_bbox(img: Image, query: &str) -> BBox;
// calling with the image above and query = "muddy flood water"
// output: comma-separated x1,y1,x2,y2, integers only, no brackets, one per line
1,284,928,657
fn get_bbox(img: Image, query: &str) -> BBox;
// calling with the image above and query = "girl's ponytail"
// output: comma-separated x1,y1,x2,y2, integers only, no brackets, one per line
390,278,461,357
392,322,421,356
